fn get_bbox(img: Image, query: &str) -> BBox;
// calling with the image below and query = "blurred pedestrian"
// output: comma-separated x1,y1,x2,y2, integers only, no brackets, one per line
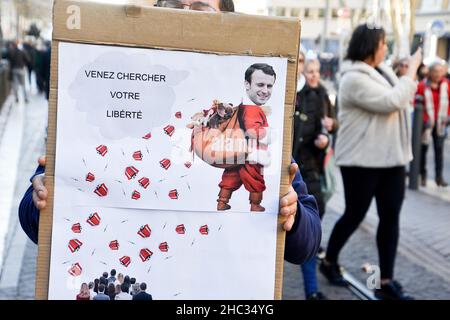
93,278,99,293
131,283,141,296
88,281,95,300
115,283,132,300
93,284,110,300
417,63,429,82
107,269,117,284
393,57,409,78
293,57,337,300
7,42,29,103
132,283,153,300
76,283,90,300
417,60,450,187
319,23,422,300
107,283,116,300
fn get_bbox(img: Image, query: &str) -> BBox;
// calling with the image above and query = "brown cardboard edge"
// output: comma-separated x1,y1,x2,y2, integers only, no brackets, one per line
35,41,59,300
274,50,300,300
36,0,301,300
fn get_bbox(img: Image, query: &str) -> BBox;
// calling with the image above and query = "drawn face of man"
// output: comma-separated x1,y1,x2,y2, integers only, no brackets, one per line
245,70,275,106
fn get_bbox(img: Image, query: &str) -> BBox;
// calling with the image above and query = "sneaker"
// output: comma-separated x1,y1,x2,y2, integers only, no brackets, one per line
420,175,427,187
319,260,348,287
306,292,327,300
317,246,326,260
374,280,414,300
436,177,448,187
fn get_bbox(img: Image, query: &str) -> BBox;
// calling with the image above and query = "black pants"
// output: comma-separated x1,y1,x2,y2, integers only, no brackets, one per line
420,127,446,179
325,166,405,279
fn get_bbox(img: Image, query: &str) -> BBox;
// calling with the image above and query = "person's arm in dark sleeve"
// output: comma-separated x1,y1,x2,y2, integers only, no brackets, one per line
18,165,44,244
284,162,322,264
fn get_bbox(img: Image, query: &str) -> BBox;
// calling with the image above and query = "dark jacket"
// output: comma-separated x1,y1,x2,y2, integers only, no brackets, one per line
132,291,153,301
7,48,29,69
19,162,321,265
292,84,337,216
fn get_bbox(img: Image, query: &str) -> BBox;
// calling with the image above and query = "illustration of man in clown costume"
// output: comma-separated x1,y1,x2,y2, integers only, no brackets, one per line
217,63,275,212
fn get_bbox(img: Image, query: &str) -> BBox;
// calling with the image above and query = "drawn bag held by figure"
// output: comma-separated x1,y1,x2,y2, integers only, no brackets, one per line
190,107,247,169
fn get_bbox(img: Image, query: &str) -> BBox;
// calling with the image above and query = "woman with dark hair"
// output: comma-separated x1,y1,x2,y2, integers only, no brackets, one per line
93,278,99,294
319,24,422,300
107,283,116,301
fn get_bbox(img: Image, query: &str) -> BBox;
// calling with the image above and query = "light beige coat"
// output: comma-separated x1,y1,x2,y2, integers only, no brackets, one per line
335,61,417,168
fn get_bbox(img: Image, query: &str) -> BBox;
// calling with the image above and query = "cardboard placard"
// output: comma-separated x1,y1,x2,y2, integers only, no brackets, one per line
37,0,300,300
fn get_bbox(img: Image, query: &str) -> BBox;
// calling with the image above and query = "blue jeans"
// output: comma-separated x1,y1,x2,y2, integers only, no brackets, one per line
301,257,319,297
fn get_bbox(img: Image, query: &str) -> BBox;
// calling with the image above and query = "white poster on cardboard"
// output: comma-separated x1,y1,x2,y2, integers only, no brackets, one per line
49,42,287,300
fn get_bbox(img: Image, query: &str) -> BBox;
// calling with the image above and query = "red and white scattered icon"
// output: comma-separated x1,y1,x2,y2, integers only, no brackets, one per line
86,172,95,182
175,111,182,119
133,151,143,161
199,225,209,235
132,190,141,200
137,224,151,238
142,132,152,140
68,263,82,277
109,240,119,251
68,239,83,253
96,145,108,156
184,162,192,169
160,158,171,170
138,177,150,189
125,166,139,180
163,125,175,137
159,242,169,252
71,223,81,233
176,224,186,234
139,248,153,262
169,189,179,200
120,256,131,267
87,212,101,226
94,183,108,197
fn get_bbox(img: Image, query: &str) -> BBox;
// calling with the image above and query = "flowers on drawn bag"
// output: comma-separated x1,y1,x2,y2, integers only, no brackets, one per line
186,100,234,129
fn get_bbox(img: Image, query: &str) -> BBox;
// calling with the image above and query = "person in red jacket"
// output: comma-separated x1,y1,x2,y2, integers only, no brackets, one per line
416,60,450,187
218,63,275,212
